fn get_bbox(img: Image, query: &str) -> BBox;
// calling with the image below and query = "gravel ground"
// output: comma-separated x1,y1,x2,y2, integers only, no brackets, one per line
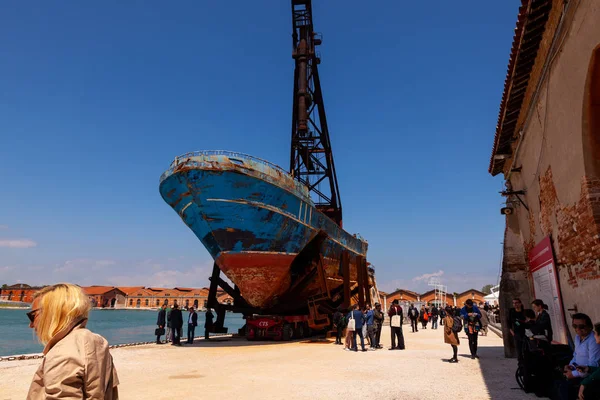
0,325,539,400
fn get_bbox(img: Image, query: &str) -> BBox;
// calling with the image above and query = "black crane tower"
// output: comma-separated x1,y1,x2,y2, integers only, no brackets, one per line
290,0,343,227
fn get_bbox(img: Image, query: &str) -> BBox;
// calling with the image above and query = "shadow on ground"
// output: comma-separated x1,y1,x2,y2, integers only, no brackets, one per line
172,335,333,348
474,336,537,400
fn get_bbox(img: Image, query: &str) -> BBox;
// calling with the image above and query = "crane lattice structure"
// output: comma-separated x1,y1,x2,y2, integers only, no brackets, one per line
290,0,342,227
427,277,448,308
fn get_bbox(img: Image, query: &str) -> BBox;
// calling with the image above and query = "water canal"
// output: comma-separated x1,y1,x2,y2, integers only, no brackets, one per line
0,308,245,357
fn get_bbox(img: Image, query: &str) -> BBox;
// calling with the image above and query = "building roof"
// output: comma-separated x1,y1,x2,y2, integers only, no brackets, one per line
173,287,193,292
489,0,553,176
456,288,487,297
81,286,125,296
146,287,167,292
117,286,146,295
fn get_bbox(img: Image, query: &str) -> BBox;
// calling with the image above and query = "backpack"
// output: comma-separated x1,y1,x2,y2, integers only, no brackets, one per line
452,316,463,333
338,315,347,328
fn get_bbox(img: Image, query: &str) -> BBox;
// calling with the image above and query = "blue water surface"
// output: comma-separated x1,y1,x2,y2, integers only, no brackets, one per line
0,309,245,357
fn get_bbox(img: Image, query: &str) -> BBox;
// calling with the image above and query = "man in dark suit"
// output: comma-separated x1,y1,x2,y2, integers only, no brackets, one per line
170,304,183,346
347,304,366,352
156,304,167,344
187,307,198,344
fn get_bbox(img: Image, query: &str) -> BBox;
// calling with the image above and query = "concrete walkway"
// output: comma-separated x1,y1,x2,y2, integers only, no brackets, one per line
1,325,538,400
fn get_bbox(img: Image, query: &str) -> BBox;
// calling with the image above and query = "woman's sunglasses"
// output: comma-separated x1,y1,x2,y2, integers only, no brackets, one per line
26,309,39,323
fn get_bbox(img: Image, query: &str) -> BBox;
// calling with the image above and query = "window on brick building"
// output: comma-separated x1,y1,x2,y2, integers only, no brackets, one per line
136,299,141,308
156,299,160,306
145,299,149,306
129,299,133,306
203,300,208,308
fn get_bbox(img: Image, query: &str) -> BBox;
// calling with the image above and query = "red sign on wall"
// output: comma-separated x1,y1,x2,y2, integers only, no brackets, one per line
528,236,568,344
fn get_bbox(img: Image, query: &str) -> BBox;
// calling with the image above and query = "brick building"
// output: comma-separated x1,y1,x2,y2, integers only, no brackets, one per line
381,288,485,308
384,289,419,305
454,289,486,308
0,284,45,303
122,287,210,310
489,0,600,356
81,286,126,308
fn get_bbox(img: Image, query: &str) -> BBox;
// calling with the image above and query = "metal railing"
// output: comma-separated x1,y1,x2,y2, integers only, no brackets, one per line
160,150,290,183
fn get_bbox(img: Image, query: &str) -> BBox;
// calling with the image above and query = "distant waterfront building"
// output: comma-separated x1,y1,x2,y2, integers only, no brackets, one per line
0,284,45,303
382,288,486,308
81,286,127,308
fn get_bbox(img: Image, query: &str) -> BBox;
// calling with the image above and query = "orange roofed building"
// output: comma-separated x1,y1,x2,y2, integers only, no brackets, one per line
81,286,126,308
0,284,45,303
381,288,489,308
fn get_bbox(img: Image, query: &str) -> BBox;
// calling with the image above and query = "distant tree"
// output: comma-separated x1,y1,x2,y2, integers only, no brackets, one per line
481,284,494,295
453,292,459,298
1,284,7,289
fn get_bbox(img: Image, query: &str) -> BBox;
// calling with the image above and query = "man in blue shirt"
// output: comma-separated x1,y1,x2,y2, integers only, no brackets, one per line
364,304,376,350
559,313,600,399
347,304,366,352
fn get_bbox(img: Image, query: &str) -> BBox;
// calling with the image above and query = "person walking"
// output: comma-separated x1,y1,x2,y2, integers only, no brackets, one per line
165,303,173,343
408,304,419,333
479,307,490,336
364,304,376,350
460,299,482,359
156,304,167,344
170,303,183,346
440,306,446,326
388,299,405,350
332,307,345,345
373,303,385,349
205,308,214,340
186,307,198,344
443,306,460,363
419,306,428,329
26,283,119,399
347,304,366,352
431,305,439,330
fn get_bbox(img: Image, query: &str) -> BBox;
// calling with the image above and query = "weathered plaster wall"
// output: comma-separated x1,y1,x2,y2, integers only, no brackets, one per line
502,1,600,346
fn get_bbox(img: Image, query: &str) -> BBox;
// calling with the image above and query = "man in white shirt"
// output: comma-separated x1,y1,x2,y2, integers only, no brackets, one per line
186,307,198,344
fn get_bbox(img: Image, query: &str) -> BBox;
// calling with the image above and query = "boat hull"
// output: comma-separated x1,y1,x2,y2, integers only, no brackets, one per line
159,151,368,310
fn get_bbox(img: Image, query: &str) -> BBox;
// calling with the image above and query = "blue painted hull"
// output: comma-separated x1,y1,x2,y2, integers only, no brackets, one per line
159,151,368,308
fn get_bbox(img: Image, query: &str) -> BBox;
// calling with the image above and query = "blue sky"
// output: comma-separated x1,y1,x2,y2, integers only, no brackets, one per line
0,1,516,293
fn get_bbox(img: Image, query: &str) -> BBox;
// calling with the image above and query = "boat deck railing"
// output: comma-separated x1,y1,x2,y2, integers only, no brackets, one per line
160,150,290,183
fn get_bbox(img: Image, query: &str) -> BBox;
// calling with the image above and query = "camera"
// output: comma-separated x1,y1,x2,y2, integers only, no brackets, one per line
500,207,514,215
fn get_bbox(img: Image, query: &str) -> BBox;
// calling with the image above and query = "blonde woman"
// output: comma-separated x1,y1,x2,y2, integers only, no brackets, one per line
27,283,119,399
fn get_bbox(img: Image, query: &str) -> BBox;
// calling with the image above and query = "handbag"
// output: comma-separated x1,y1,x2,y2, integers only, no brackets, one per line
155,327,165,336
391,307,401,328
347,312,356,331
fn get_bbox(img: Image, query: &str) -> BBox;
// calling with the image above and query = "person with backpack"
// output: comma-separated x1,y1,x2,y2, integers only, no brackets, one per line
461,299,482,359
431,305,439,330
408,304,419,333
439,306,446,326
347,304,366,352
443,305,460,363
332,307,345,345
